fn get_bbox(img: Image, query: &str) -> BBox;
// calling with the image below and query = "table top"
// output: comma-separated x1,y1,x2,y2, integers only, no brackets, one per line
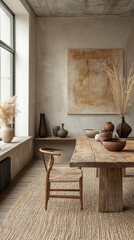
70,138,134,168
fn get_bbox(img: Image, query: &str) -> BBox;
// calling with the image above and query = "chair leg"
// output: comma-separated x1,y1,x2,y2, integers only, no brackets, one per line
79,177,83,210
45,181,50,210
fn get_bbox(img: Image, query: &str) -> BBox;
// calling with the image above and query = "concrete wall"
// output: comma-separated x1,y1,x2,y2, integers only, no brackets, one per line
20,0,37,137
36,16,134,137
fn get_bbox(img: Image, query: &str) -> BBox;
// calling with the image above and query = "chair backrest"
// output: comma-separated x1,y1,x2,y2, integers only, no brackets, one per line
39,148,61,174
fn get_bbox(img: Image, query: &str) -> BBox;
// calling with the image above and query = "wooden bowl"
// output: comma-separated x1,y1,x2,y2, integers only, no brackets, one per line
102,138,126,151
83,129,100,138
99,131,113,141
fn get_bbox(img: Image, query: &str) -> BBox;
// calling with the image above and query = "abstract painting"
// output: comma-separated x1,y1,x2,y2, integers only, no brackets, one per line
68,49,123,114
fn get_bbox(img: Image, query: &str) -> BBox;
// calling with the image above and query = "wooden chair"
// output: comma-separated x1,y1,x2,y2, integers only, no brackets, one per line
39,147,83,210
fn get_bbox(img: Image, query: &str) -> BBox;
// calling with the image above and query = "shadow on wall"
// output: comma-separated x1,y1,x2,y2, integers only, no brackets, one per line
34,140,76,164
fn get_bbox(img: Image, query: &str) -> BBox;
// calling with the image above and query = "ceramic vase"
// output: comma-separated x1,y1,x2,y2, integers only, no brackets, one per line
57,124,68,138
104,122,114,132
39,113,47,138
1,124,14,143
52,126,60,137
116,117,132,138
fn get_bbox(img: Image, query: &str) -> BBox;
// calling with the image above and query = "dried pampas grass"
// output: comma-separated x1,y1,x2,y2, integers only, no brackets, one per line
0,96,20,125
103,60,134,117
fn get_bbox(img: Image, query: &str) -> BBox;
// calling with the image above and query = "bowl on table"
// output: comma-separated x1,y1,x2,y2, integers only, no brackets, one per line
83,129,100,138
102,138,126,151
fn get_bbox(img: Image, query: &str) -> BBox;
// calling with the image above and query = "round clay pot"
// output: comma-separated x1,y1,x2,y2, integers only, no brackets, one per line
57,124,68,138
104,122,114,132
102,138,126,151
1,124,14,143
99,131,112,141
52,126,60,137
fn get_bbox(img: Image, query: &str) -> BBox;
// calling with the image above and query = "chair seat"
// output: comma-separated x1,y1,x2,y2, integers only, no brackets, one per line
49,167,82,182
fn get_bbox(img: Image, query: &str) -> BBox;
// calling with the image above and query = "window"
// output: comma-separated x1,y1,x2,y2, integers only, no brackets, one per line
0,0,15,102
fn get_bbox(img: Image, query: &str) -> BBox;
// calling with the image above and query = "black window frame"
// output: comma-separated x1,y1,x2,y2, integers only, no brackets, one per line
0,0,15,98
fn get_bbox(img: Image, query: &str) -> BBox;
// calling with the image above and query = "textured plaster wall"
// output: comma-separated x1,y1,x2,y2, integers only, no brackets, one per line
36,16,134,137
20,0,37,137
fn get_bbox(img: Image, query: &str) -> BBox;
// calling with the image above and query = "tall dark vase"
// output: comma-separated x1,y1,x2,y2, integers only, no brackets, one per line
39,113,47,138
116,117,132,138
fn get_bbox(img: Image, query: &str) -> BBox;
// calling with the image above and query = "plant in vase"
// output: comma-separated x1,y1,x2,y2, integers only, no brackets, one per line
0,96,20,143
103,61,134,138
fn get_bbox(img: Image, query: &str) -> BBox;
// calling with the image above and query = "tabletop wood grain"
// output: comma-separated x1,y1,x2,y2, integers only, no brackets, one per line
70,138,134,168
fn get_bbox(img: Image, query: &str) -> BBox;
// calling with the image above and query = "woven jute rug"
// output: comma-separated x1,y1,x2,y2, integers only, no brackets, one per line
0,168,134,240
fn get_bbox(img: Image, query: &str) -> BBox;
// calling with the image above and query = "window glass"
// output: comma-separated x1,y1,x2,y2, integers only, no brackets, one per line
0,47,13,102
0,4,13,48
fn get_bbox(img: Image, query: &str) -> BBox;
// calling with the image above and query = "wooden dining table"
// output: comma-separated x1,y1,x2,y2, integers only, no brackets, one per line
70,137,134,213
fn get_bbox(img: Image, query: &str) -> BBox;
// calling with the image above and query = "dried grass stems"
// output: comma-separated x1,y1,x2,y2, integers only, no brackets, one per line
103,60,134,117
0,96,20,126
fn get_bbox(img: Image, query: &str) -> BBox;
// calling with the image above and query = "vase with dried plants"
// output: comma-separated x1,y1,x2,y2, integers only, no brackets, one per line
103,61,134,138
0,96,20,143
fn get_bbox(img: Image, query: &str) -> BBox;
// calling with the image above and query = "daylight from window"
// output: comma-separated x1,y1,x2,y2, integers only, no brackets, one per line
0,1,14,102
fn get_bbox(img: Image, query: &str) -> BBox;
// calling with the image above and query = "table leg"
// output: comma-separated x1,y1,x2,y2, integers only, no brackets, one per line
99,168,123,213
122,168,126,177
96,168,99,177
96,167,126,177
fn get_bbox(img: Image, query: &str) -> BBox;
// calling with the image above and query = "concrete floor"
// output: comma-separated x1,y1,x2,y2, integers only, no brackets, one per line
0,158,44,226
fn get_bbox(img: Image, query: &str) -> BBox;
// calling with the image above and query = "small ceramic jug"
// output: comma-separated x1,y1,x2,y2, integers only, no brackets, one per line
57,124,68,138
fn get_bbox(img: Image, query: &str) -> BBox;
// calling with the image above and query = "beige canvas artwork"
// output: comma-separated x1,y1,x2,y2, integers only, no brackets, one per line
68,49,123,114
